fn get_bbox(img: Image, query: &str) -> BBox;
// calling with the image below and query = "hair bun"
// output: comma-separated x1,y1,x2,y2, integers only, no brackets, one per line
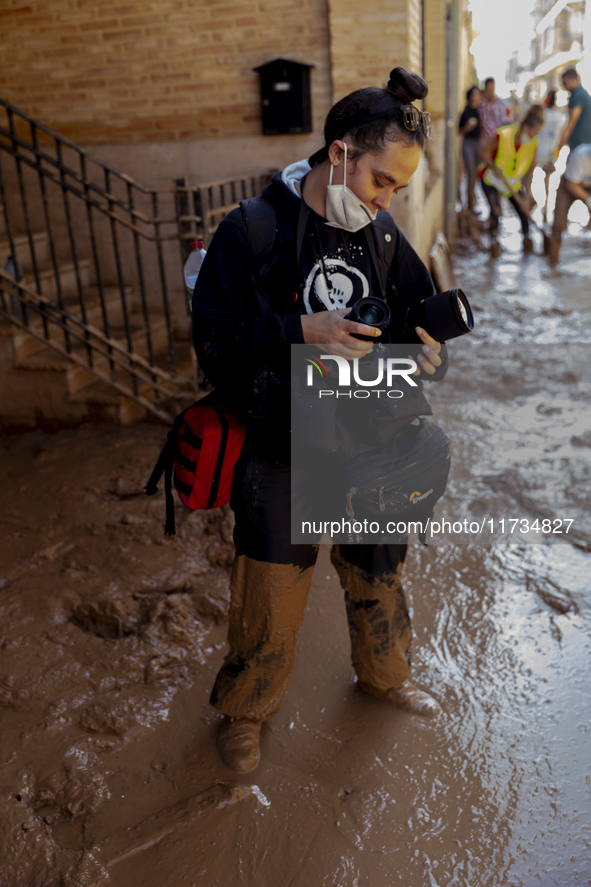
387,67,428,102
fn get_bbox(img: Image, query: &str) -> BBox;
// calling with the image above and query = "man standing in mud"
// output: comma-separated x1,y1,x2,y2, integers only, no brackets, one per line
479,77,511,141
193,68,445,773
547,143,591,264
556,68,591,155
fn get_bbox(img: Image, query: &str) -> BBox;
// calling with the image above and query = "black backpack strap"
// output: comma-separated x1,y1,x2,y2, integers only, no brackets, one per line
163,441,176,538
240,196,278,269
144,433,173,497
144,428,178,538
239,196,278,316
373,210,398,265
367,210,397,297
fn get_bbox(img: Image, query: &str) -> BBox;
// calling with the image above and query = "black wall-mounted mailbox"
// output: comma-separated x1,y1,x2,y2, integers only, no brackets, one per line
253,58,314,135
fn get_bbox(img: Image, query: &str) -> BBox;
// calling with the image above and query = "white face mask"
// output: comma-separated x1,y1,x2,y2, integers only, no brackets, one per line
325,142,378,232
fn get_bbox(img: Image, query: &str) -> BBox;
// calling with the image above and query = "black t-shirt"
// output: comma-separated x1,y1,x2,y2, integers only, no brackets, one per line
459,106,481,140
297,202,385,316
192,169,448,459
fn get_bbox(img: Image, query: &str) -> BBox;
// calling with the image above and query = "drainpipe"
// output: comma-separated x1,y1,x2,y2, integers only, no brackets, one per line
445,0,459,244
422,0,426,82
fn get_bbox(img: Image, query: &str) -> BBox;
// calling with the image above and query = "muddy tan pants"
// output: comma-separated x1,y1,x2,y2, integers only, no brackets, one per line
210,454,410,723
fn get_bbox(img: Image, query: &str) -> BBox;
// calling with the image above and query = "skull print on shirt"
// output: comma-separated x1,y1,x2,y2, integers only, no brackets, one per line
302,257,370,314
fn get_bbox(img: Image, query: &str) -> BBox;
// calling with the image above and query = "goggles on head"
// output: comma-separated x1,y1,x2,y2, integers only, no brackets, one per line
352,104,432,138
400,104,432,138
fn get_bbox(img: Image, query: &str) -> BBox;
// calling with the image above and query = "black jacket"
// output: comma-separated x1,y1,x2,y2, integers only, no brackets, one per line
192,166,448,461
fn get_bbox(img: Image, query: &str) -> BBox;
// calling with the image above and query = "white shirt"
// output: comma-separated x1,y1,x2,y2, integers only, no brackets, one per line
564,144,591,188
536,107,566,165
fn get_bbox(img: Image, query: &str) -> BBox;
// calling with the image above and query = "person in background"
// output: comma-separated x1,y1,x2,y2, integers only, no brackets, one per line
547,143,591,264
479,104,545,255
556,68,591,154
536,90,565,222
479,77,511,141
458,86,482,213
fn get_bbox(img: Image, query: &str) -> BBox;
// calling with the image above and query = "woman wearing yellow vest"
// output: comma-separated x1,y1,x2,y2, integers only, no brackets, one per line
479,104,545,255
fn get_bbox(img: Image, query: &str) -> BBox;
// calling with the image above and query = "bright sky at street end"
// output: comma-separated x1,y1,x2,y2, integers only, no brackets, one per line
469,0,537,96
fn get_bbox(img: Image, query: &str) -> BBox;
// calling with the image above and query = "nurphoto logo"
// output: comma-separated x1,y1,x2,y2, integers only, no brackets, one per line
306,354,419,398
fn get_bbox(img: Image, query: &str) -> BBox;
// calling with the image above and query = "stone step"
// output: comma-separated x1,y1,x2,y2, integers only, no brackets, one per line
14,312,170,395
0,310,194,426
23,257,91,301
0,230,50,272
62,284,136,328
67,341,195,424
6,284,136,360
3,259,93,359
68,378,148,424
152,338,194,378
107,316,170,363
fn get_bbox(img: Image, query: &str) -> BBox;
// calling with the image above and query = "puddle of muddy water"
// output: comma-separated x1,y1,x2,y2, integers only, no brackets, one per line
425,342,591,545
95,542,591,887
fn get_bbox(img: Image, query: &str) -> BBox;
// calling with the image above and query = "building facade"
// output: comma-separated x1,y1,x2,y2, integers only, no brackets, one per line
528,0,587,99
0,0,475,426
1,0,474,261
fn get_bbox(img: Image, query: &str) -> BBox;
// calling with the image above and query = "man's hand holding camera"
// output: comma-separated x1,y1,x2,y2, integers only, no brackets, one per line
301,309,381,360
414,326,442,375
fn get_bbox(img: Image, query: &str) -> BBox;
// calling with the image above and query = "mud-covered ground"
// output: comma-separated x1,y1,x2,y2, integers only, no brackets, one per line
1,201,590,886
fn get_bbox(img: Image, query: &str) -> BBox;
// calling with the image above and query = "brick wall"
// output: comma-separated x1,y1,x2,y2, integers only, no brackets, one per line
0,0,474,254
424,0,447,119
327,0,423,100
328,0,404,97
0,0,333,145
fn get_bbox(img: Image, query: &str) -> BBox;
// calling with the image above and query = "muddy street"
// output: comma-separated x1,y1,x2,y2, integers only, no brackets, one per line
1,212,590,887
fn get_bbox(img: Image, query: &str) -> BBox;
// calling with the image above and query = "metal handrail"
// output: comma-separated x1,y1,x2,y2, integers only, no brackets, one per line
0,97,154,194
0,271,190,422
0,96,273,423
0,136,181,239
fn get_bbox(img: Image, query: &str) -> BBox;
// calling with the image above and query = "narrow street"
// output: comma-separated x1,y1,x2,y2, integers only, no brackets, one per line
1,208,590,886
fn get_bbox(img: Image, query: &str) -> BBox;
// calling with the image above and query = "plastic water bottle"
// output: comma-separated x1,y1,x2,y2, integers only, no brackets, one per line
184,241,206,305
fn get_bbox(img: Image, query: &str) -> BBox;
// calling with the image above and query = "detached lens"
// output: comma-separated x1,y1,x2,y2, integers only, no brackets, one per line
450,289,474,334
405,288,474,342
457,294,469,326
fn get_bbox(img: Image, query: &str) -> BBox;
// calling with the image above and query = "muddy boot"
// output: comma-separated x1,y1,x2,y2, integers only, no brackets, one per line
523,235,534,254
216,717,261,772
359,680,442,718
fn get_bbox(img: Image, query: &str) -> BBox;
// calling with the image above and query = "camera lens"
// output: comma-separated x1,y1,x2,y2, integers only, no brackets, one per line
405,288,474,342
347,297,392,341
359,304,383,324
457,293,469,326
452,289,473,334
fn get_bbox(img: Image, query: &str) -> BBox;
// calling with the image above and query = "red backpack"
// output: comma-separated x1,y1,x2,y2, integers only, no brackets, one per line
145,393,245,536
